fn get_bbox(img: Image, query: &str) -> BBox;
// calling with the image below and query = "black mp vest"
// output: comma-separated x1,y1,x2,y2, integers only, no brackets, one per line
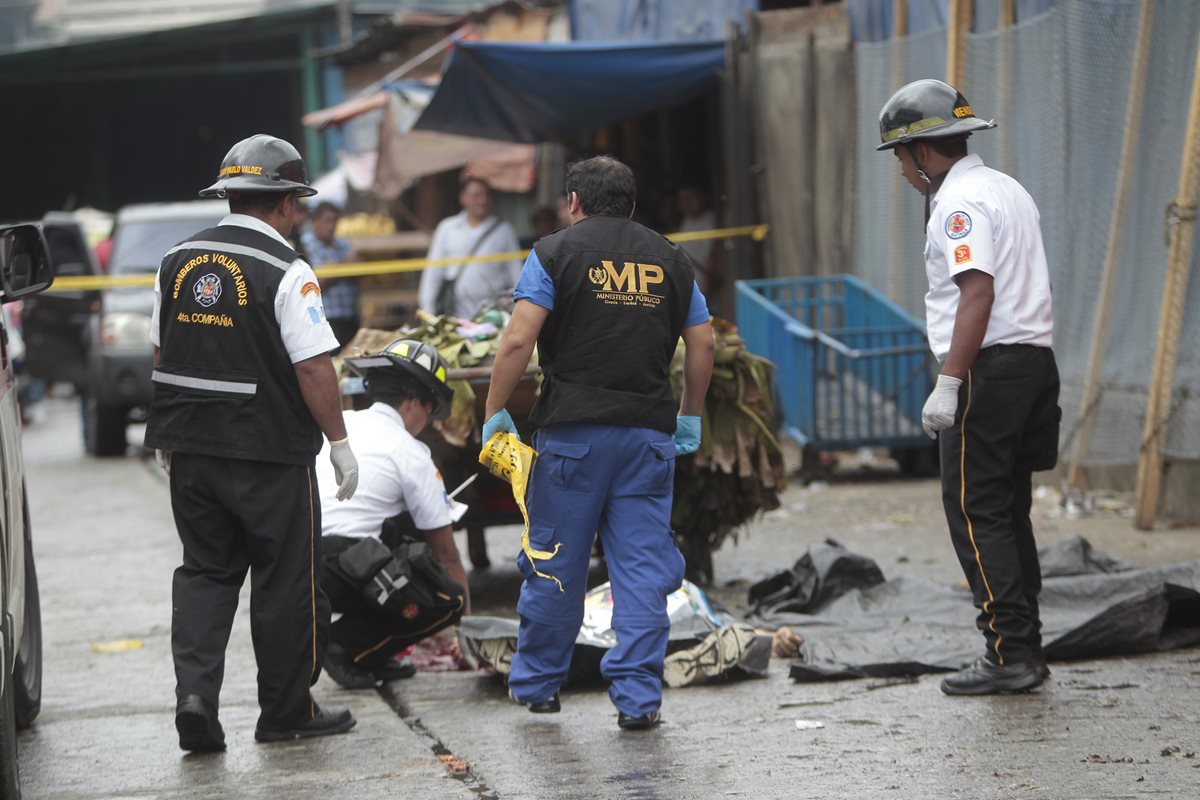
529,215,694,434
144,223,323,465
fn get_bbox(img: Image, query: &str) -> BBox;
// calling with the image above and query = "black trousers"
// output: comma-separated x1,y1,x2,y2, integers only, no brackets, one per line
169,453,330,729
938,345,1060,665
321,534,464,670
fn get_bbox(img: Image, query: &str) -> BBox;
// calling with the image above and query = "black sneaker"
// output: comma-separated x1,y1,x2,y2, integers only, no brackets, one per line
940,656,1045,696
617,711,661,731
509,689,561,714
323,643,378,690
255,705,356,742
176,694,225,753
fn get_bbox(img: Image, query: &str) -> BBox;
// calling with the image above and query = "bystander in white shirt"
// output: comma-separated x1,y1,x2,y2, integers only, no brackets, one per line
417,211,522,319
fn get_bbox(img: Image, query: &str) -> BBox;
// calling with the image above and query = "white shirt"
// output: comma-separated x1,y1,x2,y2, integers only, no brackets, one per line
151,214,338,361
417,211,522,319
678,209,716,268
924,154,1054,362
316,403,453,539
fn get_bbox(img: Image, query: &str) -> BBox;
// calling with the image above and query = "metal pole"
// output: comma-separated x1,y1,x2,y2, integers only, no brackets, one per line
997,0,1016,175
946,0,971,89
888,0,907,303
337,0,352,46
1133,33,1200,529
1067,0,1156,491
300,27,324,176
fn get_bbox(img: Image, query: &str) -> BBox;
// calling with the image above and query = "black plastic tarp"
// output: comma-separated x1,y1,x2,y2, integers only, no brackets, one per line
747,537,1200,681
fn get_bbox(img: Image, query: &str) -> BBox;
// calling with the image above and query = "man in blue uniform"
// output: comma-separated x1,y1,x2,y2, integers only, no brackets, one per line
878,81,1060,695
146,135,361,750
484,155,715,730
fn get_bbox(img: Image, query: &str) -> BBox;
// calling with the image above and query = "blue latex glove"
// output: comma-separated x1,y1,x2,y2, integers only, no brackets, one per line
672,415,702,455
482,409,520,445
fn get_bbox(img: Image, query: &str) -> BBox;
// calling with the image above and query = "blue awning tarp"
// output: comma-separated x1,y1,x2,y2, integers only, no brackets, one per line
413,38,726,144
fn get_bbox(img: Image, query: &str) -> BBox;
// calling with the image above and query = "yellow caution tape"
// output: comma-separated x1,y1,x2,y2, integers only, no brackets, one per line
45,223,770,292
90,639,145,653
478,432,562,591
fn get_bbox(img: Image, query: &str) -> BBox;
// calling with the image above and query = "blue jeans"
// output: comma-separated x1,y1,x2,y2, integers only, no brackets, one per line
507,423,685,717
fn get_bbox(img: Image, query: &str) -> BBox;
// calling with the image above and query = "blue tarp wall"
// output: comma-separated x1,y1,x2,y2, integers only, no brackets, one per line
414,39,726,143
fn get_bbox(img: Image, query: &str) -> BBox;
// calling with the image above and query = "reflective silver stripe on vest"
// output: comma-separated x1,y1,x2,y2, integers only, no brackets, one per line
165,240,294,271
152,370,257,396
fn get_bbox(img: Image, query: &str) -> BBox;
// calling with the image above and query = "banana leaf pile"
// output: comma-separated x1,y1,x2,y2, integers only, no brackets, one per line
669,318,787,583
340,313,505,448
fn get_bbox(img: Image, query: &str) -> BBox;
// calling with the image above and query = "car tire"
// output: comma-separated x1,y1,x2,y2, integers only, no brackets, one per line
13,497,41,731
85,398,127,457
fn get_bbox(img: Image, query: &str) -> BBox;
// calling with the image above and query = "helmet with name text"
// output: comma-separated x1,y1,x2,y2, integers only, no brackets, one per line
199,134,318,198
344,339,454,421
877,79,996,151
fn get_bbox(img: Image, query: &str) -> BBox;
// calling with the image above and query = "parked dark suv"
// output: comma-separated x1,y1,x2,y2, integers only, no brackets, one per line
83,201,226,455
0,222,51,796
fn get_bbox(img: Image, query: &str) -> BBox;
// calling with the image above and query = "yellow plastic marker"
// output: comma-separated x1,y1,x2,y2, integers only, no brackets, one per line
90,640,145,653
478,432,562,591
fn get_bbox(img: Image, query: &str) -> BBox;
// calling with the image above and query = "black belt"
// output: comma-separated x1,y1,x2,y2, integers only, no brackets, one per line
975,343,1047,361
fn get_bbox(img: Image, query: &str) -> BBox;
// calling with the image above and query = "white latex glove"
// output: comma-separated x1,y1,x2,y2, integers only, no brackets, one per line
921,374,963,438
328,437,359,501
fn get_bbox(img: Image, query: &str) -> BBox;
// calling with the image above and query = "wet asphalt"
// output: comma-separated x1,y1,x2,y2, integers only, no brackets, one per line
16,396,1200,799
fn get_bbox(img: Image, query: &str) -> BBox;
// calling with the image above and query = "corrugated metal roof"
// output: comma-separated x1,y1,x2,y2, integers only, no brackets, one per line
32,0,331,43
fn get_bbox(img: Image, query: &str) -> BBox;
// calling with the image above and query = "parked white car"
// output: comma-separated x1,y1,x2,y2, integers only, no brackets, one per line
0,222,52,797
83,201,227,455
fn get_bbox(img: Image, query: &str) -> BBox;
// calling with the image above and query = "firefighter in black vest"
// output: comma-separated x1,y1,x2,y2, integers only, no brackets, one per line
484,156,715,730
146,134,362,751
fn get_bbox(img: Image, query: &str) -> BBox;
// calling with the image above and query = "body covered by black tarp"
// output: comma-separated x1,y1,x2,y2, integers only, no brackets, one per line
749,537,1200,681
414,38,726,143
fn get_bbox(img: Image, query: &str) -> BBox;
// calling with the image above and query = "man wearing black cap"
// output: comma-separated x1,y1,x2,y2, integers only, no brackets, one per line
314,339,469,689
877,81,1060,695
146,134,361,750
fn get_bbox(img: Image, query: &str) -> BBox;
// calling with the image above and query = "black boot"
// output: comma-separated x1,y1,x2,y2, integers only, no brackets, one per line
255,705,356,742
617,710,662,731
176,694,226,753
940,656,1044,696
323,642,378,690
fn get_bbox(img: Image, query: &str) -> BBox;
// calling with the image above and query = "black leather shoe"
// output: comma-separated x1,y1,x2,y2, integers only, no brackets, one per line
255,705,356,742
323,643,378,690
372,657,417,682
176,694,225,753
941,656,1045,696
509,689,561,714
618,711,662,731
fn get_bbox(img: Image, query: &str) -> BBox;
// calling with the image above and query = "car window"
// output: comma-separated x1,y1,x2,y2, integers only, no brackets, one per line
109,217,223,275
43,225,93,277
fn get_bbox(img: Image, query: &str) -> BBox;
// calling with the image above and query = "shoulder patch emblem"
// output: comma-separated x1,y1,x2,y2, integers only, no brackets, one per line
954,244,972,264
193,274,222,307
945,211,972,240
300,281,321,297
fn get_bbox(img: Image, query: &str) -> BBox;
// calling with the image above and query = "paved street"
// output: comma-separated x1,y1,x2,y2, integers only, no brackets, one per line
16,395,1200,799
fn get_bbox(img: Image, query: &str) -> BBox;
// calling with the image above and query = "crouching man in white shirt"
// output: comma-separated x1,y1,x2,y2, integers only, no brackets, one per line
315,339,471,689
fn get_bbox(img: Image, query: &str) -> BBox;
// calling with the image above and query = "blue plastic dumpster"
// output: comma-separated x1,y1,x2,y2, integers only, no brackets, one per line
735,275,934,452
